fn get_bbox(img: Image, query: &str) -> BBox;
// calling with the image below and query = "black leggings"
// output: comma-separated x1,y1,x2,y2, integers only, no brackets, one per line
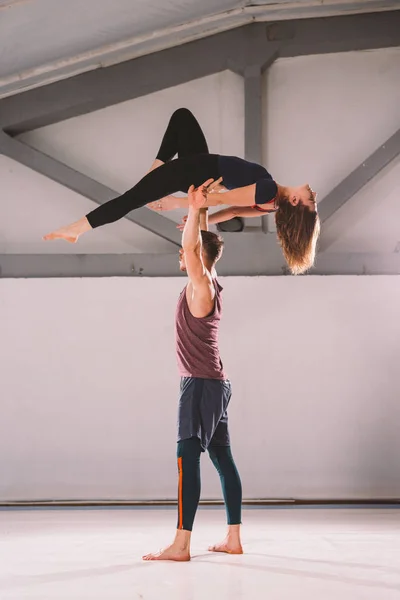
177,437,242,532
86,109,220,229
156,107,209,161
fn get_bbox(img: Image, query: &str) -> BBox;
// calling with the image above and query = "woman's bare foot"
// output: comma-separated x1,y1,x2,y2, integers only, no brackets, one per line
208,525,243,554
43,217,92,243
142,543,191,562
142,529,191,562
43,225,79,243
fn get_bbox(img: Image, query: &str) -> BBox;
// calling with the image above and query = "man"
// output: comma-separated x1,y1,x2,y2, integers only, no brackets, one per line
142,180,243,562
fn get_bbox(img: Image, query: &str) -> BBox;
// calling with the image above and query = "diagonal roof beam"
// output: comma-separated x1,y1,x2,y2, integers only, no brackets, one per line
0,132,181,246
1,11,400,134
0,28,252,134
318,128,400,250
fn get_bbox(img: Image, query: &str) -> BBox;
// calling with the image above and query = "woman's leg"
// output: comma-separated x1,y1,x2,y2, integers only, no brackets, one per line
43,153,220,240
43,112,216,241
85,154,219,229
156,108,209,163
146,109,209,205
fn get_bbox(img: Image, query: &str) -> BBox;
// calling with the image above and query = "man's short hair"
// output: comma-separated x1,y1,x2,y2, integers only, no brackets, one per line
201,231,224,264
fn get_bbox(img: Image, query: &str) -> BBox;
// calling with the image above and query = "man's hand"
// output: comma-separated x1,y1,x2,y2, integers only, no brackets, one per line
177,178,219,229
188,179,214,210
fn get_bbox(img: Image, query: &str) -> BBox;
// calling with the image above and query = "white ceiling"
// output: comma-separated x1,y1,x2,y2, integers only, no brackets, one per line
0,0,399,98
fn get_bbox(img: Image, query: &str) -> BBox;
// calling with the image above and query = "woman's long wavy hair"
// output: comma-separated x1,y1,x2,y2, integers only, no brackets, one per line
275,196,320,275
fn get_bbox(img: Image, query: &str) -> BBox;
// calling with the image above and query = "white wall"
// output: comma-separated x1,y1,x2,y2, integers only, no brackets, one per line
2,48,400,504
1,276,400,502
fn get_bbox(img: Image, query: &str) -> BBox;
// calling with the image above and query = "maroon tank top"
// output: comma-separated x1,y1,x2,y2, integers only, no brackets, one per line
175,279,225,380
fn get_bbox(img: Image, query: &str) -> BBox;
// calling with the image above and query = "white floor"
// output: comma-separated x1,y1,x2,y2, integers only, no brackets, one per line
0,507,399,600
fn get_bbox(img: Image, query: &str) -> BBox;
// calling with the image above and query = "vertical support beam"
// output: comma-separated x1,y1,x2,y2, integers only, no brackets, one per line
244,65,269,232
244,65,263,164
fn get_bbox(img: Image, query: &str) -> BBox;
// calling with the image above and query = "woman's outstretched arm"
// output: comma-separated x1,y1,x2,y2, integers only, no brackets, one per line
147,177,225,212
208,206,266,223
151,184,258,212
205,185,256,207
176,206,268,231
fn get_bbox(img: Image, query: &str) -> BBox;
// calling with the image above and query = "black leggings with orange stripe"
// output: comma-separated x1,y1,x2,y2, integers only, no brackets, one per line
177,437,242,532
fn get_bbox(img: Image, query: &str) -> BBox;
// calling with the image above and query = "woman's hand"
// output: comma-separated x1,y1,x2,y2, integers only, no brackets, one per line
177,215,188,231
207,177,224,194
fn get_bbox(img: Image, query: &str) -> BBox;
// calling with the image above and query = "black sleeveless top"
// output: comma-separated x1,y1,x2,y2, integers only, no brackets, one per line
218,155,277,205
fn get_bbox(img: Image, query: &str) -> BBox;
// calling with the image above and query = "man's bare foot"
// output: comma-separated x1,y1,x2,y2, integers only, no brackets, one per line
142,543,191,562
142,529,191,562
208,539,243,554
208,525,243,554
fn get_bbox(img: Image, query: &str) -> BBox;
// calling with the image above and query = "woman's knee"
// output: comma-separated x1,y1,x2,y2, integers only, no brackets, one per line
171,107,195,123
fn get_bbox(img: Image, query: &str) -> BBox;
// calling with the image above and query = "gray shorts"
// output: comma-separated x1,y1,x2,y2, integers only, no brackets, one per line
177,377,232,452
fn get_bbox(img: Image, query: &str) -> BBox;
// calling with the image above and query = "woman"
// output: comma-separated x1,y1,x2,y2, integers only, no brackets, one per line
44,108,320,274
